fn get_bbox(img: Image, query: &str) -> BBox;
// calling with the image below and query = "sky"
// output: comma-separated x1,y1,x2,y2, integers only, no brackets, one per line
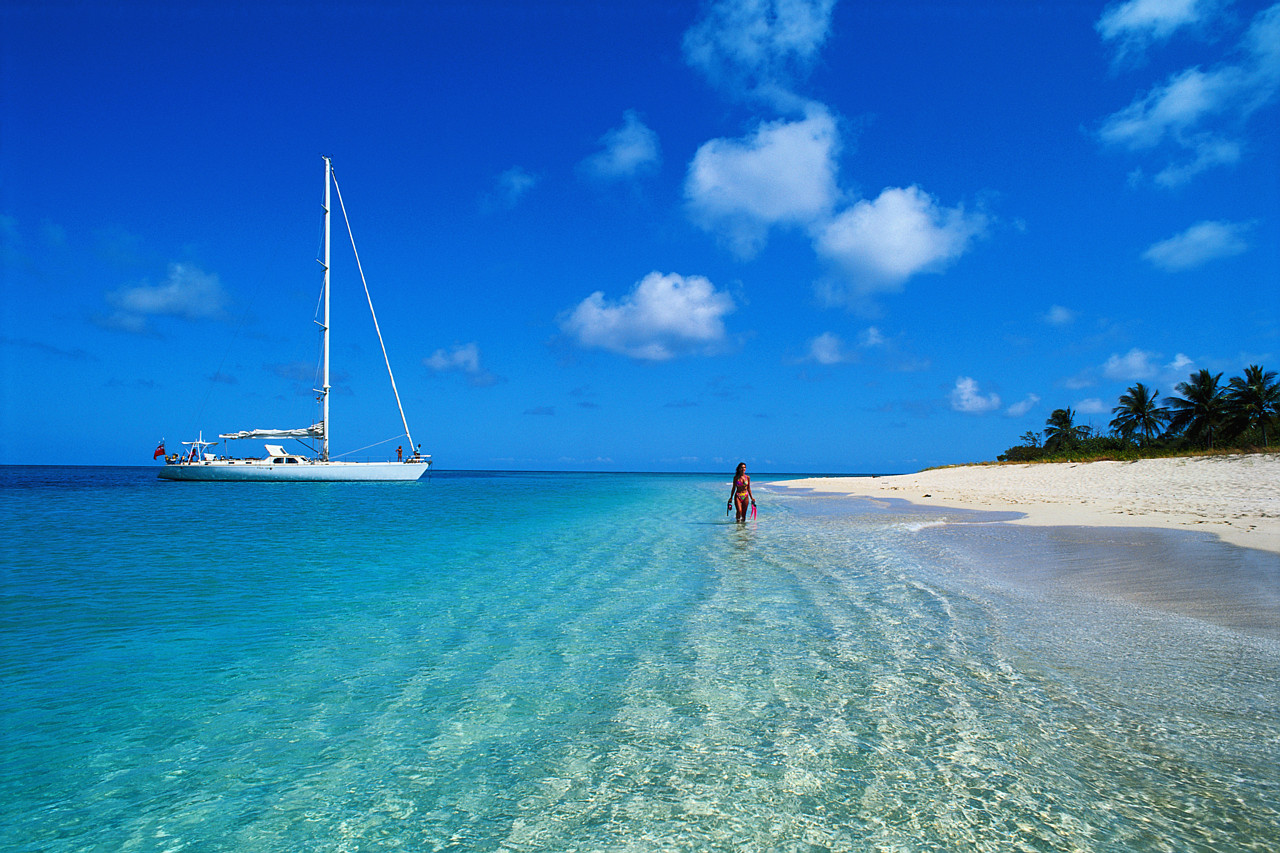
2,0,1278,474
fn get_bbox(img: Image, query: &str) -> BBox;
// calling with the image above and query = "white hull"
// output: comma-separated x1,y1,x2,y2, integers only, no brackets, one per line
159,460,429,482
159,159,432,484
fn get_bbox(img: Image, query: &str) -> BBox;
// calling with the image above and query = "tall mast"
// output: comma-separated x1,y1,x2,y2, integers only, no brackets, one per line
329,165,418,458
321,156,331,462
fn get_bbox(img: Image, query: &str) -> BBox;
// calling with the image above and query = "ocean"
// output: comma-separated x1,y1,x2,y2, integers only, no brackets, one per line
2,466,1278,851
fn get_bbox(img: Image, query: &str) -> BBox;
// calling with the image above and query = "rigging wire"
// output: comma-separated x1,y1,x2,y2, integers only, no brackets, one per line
328,165,416,452
330,433,409,460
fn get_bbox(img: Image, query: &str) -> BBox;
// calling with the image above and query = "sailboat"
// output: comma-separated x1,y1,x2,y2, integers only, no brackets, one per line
159,157,431,482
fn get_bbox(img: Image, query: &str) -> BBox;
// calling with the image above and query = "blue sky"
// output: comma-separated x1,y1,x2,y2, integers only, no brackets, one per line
2,0,1277,473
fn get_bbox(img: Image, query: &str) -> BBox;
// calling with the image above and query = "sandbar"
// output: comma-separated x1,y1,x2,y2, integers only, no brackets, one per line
775,454,1280,555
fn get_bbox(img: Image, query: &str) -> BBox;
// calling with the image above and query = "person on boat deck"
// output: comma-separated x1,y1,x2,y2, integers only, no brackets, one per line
727,462,756,522
396,446,402,461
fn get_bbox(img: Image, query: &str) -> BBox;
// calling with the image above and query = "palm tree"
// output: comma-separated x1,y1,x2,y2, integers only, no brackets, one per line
1226,364,1280,446
1043,407,1090,452
1165,369,1227,449
1109,382,1170,447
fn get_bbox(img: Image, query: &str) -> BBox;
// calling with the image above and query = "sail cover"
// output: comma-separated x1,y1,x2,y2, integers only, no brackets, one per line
219,424,324,440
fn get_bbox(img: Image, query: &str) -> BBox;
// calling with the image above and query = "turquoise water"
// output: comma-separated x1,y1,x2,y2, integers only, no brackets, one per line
2,467,1278,852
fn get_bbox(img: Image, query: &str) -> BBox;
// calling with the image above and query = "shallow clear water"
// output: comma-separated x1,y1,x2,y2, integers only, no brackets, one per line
2,467,1277,851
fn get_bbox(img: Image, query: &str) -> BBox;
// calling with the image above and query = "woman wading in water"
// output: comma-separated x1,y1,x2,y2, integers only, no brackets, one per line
727,462,756,522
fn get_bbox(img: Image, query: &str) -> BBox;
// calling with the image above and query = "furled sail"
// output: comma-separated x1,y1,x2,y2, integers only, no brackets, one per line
218,424,324,440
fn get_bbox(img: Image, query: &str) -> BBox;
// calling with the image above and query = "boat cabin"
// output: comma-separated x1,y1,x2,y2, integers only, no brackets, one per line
263,445,308,464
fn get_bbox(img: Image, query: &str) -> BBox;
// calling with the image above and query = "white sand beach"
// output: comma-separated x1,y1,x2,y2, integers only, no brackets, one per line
777,454,1280,555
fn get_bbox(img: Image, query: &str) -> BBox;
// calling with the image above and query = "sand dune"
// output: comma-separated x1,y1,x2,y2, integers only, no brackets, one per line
776,454,1280,555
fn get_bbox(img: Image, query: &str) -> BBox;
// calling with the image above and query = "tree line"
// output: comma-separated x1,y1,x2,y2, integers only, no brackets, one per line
999,365,1279,462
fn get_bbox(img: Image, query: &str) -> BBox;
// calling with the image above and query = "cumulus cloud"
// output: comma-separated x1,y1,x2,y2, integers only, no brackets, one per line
1142,219,1252,270
949,377,1001,414
681,2,990,302
815,186,989,302
1005,393,1041,417
582,110,661,180
1101,348,1196,384
806,332,851,365
1098,3,1280,185
1076,398,1110,415
685,107,839,257
684,0,836,105
101,263,227,333
803,326,890,365
559,271,736,361
1103,347,1160,380
424,342,503,387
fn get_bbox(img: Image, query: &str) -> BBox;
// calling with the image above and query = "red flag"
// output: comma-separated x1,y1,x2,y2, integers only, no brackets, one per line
153,440,165,460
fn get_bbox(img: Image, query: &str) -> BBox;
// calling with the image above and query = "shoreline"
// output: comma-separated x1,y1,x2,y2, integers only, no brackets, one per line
771,453,1280,555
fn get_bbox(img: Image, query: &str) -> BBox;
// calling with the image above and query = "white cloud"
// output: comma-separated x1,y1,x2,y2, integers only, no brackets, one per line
493,166,538,208
1076,397,1110,415
1103,347,1160,380
1099,67,1240,149
1244,3,1280,73
683,0,836,105
685,107,840,257
806,332,850,365
424,342,503,387
859,326,885,347
560,271,736,361
1098,3,1280,184
582,111,661,180
1098,0,1215,62
1152,136,1241,186
682,2,990,302
815,186,989,301
803,325,891,365
1006,394,1041,417
1142,220,1251,270
1064,371,1096,390
108,263,225,319
1098,0,1208,41
949,376,1001,414
1100,348,1197,385
102,263,226,333
1043,305,1077,326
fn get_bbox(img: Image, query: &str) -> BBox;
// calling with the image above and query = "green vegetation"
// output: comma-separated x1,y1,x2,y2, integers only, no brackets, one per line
999,364,1279,463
